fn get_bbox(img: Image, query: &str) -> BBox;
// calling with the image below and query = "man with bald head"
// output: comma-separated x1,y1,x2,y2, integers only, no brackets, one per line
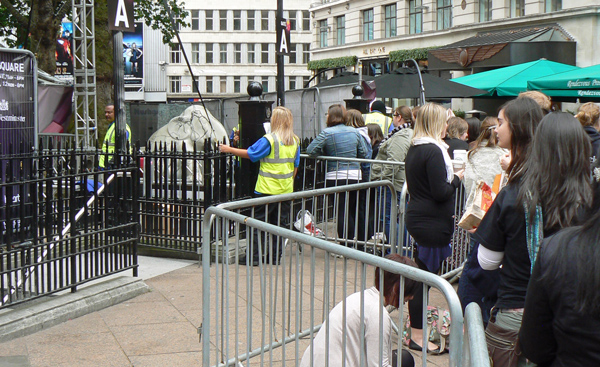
99,104,131,169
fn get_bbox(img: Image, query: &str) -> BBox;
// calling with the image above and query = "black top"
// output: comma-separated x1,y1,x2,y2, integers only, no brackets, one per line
583,126,600,163
473,183,530,310
520,229,600,367
443,138,469,159
405,144,461,248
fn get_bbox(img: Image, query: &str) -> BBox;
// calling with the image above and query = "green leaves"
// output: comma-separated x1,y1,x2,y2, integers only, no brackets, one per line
388,47,438,63
307,56,357,70
135,0,190,46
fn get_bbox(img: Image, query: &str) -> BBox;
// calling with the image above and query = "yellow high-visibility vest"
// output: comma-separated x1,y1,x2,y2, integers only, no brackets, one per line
255,133,298,195
364,112,392,135
99,122,132,168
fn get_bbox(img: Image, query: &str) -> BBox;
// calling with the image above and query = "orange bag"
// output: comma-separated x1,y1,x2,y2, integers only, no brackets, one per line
459,181,496,230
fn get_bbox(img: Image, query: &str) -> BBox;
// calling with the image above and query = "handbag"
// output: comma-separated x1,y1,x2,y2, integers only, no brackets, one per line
485,315,521,367
401,306,451,354
458,180,496,230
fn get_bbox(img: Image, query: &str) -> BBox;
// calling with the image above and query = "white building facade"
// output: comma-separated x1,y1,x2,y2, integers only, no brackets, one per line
130,0,314,103
308,1,600,82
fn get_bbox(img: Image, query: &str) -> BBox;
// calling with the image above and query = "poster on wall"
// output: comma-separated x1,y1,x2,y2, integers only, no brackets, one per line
0,48,36,240
55,22,74,83
123,23,143,86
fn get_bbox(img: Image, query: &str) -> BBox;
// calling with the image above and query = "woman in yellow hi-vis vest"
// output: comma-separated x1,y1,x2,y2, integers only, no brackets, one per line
219,106,300,266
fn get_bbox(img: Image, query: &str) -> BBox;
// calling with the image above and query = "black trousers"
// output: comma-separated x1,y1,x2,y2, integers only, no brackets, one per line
248,193,291,262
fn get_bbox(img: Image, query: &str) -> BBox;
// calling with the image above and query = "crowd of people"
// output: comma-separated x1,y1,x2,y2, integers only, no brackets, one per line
221,95,600,366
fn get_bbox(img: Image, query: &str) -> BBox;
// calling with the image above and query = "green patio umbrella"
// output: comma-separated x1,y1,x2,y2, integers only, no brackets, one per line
527,64,600,99
451,59,579,97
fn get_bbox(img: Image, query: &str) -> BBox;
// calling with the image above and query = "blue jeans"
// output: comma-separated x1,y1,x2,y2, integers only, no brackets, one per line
380,187,402,245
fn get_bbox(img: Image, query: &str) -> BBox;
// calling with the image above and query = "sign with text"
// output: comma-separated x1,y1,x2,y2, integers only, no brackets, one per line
108,0,135,32
0,48,36,241
0,48,36,156
276,17,291,55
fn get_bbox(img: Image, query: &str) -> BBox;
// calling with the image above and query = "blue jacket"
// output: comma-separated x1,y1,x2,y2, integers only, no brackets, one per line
306,124,370,173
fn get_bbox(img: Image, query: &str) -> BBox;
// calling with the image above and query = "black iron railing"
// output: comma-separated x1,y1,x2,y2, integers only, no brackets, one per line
0,140,139,309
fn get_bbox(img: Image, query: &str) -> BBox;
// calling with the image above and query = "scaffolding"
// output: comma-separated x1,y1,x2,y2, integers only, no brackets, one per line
71,0,97,150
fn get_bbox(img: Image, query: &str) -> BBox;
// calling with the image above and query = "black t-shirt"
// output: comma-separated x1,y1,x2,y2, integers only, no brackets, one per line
473,183,531,310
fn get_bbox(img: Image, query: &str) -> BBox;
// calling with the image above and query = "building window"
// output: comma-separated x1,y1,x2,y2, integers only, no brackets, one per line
234,76,241,93
261,10,269,31
437,0,452,30
289,77,296,90
511,0,525,17
192,43,200,63
384,4,397,38
206,77,213,93
261,43,269,63
220,43,227,63
319,20,328,47
191,10,200,30
479,0,492,22
363,9,374,41
220,10,227,31
170,76,181,93
205,10,213,30
170,44,181,63
409,0,423,34
220,77,227,93
545,0,561,12
303,76,310,88
303,43,310,64
302,11,310,31
262,77,269,93
234,43,241,63
336,16,345,45
206,43,213,64
285,11,296,31
233,10,241,31
248,44,255,63
247,10,255,30
173,15,181,31
193,77,200,93
288,44,296,64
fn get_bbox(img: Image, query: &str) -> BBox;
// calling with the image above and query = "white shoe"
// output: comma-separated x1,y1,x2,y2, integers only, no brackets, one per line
371,232,387,242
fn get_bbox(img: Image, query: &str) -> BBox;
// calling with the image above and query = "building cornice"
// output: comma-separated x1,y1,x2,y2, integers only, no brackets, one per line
311,6,600,56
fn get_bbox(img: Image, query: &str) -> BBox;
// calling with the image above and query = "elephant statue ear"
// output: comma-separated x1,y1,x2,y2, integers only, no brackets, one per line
167,117,192,140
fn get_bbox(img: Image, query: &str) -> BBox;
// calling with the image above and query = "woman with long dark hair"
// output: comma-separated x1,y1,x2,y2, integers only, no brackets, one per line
475,108,591,366
519,158,599,367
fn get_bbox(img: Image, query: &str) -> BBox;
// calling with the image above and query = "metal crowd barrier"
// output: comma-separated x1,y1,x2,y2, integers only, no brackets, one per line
201,183,487,367
299,154,470,279
463,303,491,367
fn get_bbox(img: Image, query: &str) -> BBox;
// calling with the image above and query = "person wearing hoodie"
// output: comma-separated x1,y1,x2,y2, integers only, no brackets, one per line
575,102,600,164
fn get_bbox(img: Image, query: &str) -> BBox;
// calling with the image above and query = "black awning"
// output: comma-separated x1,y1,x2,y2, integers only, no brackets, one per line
428,23,576,71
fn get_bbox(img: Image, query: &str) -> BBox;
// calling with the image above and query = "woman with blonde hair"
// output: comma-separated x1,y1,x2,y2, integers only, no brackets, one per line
575,102,600,163
404,103,464,352
220,106,300,265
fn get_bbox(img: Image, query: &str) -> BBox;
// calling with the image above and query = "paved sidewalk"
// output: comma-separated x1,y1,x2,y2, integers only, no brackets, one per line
0,256,452,367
